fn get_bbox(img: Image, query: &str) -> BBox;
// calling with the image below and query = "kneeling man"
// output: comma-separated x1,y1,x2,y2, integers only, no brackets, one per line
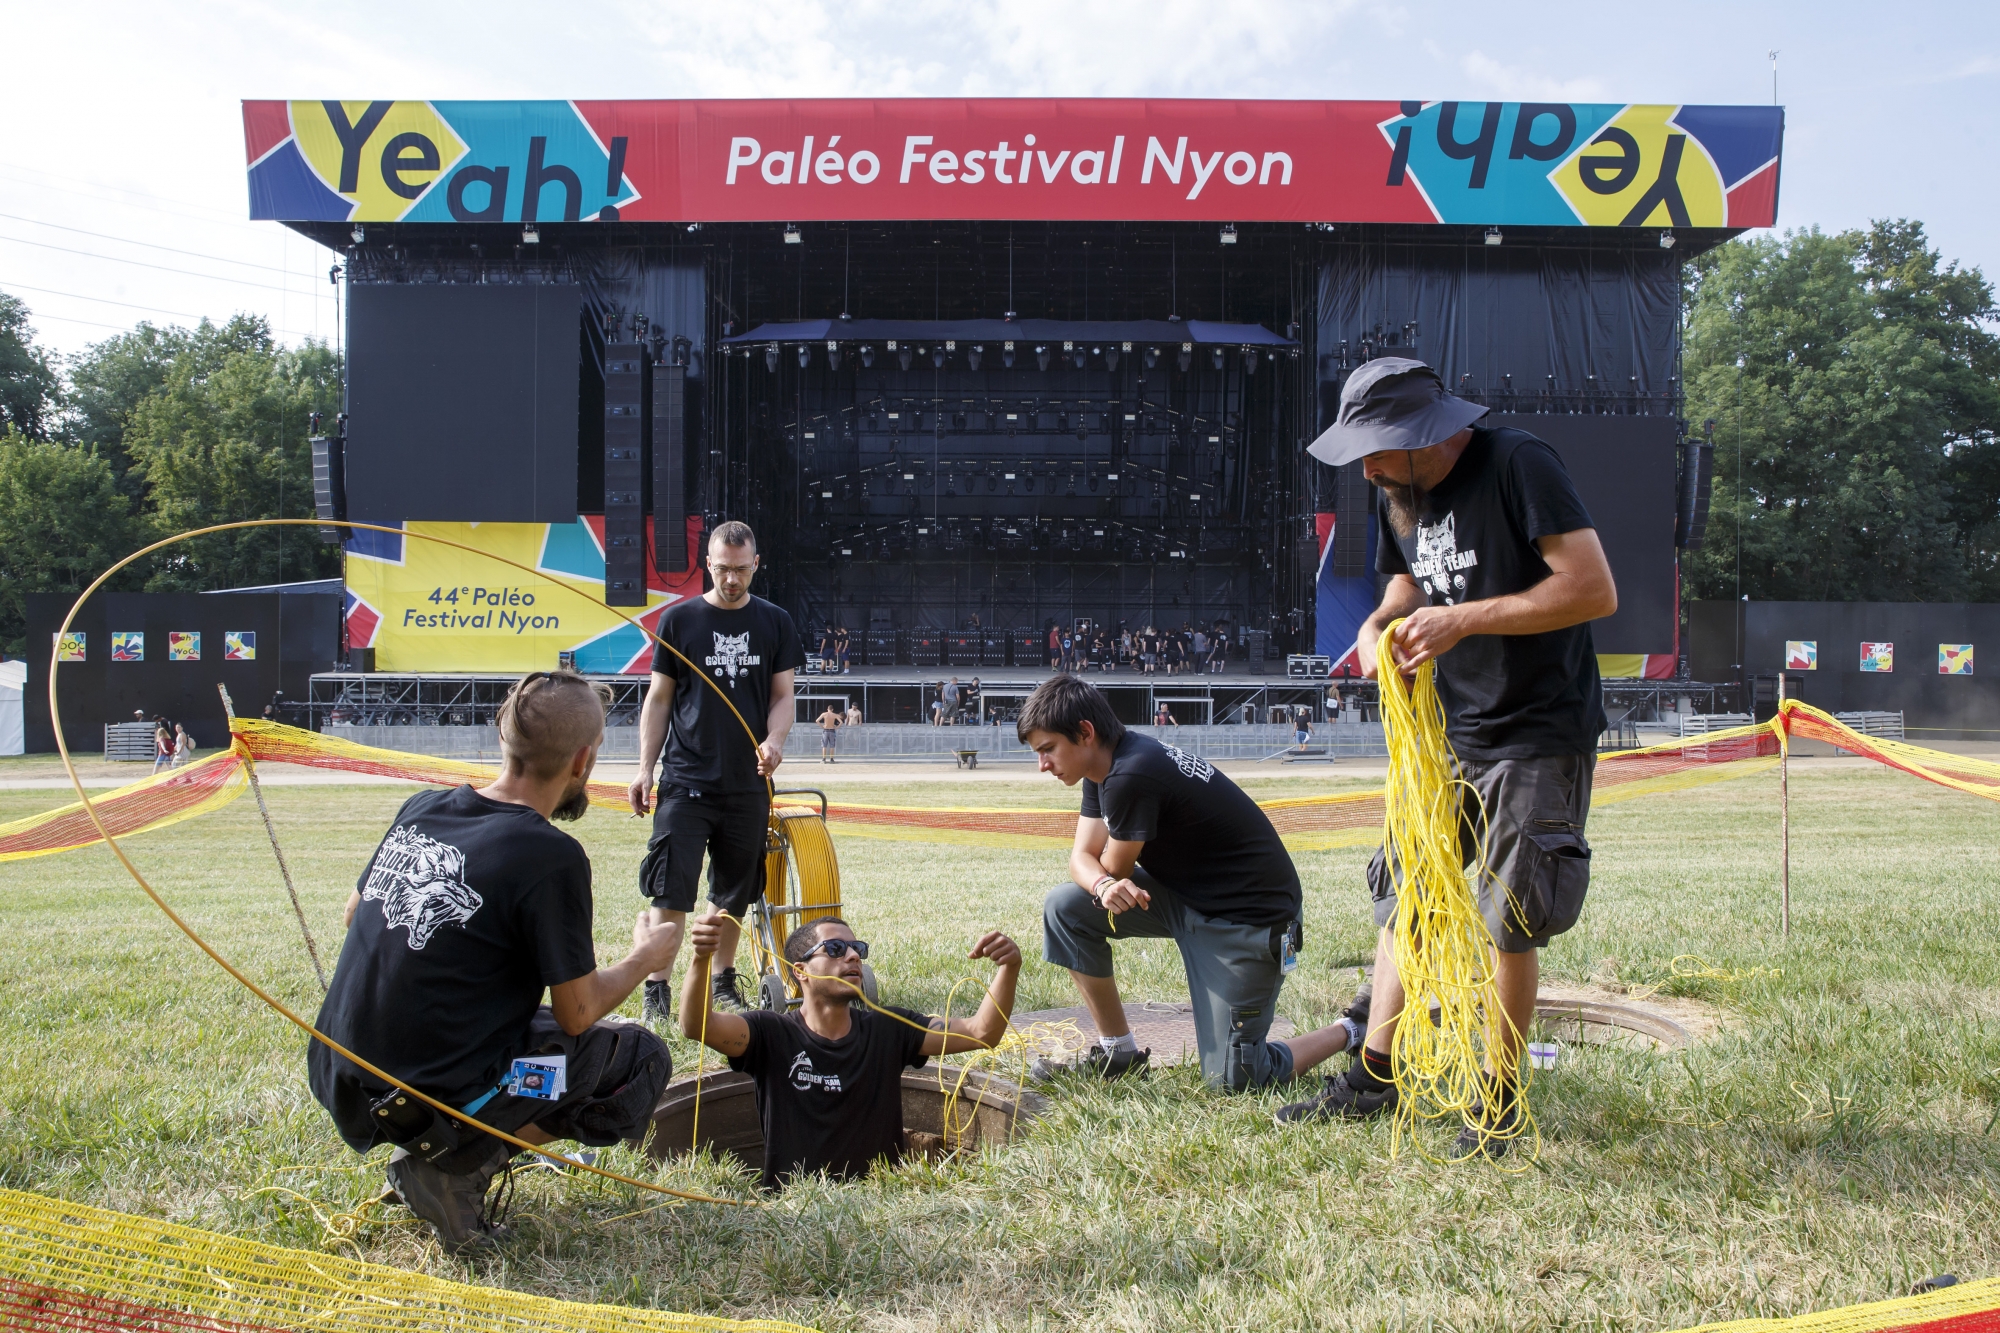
310,669,678,1251
1021,675,1362,1089
682,912,1020,1192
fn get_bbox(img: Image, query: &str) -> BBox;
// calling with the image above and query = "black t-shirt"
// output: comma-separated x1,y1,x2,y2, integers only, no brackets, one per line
1079,732,1301,927
728,1005,932,1192
312,786,597,1116
1374,426,1607,759
651,594,806,793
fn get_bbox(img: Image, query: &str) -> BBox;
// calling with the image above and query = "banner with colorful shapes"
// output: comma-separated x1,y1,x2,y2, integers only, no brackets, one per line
55,631,85,662
1786,640,1817,671
168,632,201,662
1940,644,1975,676
343,517,704,673
1860,642,1894,673
243,99,1783,229
111,632,143,662
225,632,257,661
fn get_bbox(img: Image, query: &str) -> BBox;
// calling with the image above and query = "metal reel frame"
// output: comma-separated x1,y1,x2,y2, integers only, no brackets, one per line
749,789,876,1012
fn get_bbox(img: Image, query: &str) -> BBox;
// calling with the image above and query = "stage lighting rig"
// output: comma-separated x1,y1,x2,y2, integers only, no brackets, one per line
897,342,914,371
1484,226,1503,246
765,344,781,373
1003,340,1016,368
1177,343,1193,372
1211,346,1225,371
932,344,946,369
784,224,802,244
1035,344,1051,371
1659,230,1677,249
523,225,540,244
797,345,812,369
350,224,365,245
1144,346,1159,369
1106,342,1124,371
1241,346,1256,376
860,345,875,368
968,344,983,370
1220,224,1238,245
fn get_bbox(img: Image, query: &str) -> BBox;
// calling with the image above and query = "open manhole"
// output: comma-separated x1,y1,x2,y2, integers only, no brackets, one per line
643,1067,1045,1172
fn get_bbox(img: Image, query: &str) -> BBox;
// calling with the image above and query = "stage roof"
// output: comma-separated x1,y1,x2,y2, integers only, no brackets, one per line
245,99,1783,231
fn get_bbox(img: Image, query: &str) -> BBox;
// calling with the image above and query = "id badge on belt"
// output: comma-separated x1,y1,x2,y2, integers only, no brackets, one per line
506,1055,567,1102
1280,919,1303,974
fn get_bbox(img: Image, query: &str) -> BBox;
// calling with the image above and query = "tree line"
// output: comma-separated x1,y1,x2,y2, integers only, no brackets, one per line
1,217,1995,657
0,305,341,655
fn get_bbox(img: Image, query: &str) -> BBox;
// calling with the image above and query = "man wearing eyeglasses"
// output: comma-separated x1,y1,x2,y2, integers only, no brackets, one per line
681,911,1020,1192
629,521,805,1025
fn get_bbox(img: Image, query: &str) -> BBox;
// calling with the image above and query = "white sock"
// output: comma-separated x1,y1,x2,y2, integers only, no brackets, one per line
1100,1032,1138,1055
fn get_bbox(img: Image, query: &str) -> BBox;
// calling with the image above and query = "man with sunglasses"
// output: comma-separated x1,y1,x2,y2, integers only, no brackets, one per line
681,911,1021,1192
629,521,806,1025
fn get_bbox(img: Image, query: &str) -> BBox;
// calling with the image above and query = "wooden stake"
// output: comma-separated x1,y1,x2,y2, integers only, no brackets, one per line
219,684,328,990
1777,673,1791,940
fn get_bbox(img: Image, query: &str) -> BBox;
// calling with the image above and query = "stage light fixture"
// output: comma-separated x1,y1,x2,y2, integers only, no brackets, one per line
968,344,983,370
797,344,812,369
522,225,540,244
350,224,365,245
686,222,702,233
1484,226,1503,246
765,343,780,373
1220,224,1238,245
783,224,802,244
1106,343,1122,372
1177,343,1193,372
1241,345,1256,376
1659,230,1677,249
1074,348,1087,369
1035,344,1051,371
899,345,914,371
826,339,841,370
1003,340,1016,369
1211,346,1225,371
1144,346,1160,369
860,345,875,368
932,345,946,369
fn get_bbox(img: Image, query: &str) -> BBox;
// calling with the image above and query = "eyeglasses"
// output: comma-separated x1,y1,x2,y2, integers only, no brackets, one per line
802,938,869,961
709,561,757,576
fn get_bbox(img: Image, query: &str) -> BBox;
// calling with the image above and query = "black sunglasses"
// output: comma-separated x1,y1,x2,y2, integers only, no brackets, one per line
803,938,869,961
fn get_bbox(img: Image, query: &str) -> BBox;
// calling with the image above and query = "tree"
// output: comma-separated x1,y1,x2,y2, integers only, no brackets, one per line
1684,221,2000,603
0,429,139,656
64,321,191,488
0,291,61,441
122,316,343,592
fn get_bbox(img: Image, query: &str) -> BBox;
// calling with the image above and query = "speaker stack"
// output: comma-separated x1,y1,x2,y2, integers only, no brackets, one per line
603,337,649,607
653,347,688,575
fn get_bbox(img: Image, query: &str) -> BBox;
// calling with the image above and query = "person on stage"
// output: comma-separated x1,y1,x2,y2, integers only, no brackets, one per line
311,670,676,1252
1019,675,1366,1089
681,912,1021,1192
628,521,805,1026
1276,358,1615,1157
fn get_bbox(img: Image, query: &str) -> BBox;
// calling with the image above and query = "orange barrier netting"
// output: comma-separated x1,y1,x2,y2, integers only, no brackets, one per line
4,704,1993,864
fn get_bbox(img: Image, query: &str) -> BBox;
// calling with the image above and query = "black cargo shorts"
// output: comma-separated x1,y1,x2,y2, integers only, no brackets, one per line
1368,753,1593,953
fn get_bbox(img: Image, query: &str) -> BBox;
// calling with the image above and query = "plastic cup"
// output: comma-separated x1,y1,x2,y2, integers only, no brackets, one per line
1527,1041,1559,1071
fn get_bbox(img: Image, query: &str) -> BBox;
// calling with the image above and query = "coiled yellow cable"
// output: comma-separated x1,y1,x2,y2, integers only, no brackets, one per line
1374,620,1538,1163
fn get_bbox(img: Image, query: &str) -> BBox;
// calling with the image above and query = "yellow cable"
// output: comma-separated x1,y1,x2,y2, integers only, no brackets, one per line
1374,619,1539,1164
48,519,769,1209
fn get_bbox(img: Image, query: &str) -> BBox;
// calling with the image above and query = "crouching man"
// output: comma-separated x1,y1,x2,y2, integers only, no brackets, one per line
1021,675,1364,1089
681,912,1020,1192
309,669,678,1252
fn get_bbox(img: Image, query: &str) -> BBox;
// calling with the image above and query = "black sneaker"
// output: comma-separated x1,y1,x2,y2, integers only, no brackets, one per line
640,978,673,1028
711,966,753,1015
1453,1093,1525,1159
1275,1068,1398,1124
1028,1044,1151,1082
385,1149,509,1253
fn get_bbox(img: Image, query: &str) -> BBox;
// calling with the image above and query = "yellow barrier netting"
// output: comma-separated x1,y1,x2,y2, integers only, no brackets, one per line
0,1186,807,1333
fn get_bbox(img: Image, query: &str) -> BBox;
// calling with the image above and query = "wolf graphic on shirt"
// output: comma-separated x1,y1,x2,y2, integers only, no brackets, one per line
706,631,761,682
361,825,482,950
1409,512,1479,603
1163,745,1215,783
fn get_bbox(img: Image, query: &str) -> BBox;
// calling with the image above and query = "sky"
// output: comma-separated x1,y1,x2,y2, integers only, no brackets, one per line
3,0,1995,361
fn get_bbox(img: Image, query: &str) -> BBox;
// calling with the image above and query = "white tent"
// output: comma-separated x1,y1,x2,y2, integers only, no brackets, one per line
0,660,24,756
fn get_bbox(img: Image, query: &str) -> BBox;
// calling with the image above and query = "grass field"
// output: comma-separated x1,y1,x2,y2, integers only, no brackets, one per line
1,763,1997,1332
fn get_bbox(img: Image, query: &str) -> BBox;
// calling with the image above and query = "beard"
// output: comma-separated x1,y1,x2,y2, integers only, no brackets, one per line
1377,478,1419,538
550,775,592,823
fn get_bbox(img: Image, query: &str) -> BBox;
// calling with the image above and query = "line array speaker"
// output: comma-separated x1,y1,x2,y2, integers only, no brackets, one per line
310,433,348,544
604,342,649,606
652,362,687,574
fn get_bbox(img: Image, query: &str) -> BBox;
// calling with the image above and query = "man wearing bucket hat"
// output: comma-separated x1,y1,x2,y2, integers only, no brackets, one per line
1276,358,1617,1157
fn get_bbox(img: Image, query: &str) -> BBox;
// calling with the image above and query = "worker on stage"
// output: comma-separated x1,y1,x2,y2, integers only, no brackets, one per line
1276,358,1616,1157
1020,674,1367,1089
629,521,805,1024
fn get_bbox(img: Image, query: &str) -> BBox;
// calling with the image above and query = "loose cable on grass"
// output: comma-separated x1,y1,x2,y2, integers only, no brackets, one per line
48,519,774,1211
1374,619,1538,1163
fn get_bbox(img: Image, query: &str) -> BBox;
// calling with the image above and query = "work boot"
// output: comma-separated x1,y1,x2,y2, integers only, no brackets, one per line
1453,1088,1526,1160
640,978,673,1028
385,1148,510,1253
711,966,754,1015
1274,1068,1397,1125
1028,1044,1150,1083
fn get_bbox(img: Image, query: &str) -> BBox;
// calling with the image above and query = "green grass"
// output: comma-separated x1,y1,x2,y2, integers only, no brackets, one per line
1,766,1997,1332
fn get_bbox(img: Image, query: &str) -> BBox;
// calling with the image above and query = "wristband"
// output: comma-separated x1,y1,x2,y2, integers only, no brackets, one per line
1090,874,1118,906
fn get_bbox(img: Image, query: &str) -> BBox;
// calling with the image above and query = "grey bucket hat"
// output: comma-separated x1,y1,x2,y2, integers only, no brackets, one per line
1305,357,1488,468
